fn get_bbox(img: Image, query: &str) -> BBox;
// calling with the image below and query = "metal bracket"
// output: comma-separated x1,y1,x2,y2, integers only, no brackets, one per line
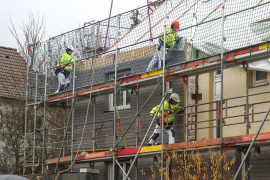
191,93,202,100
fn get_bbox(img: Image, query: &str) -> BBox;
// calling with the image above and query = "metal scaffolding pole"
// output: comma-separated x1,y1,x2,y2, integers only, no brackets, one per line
185,77,189,142
161,0,168,179
32,70,38,173
42,53,48,174
113,14,120,180
245,63,250,135
233,107,270,180
220,0,225,178
135,88,139,180
114,80,162,149
93,96,96,152
70,52,77,171
125,92,168,179
23,46,31,175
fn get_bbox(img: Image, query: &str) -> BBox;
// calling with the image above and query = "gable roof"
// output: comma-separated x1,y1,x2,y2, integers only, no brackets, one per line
0,46,26,99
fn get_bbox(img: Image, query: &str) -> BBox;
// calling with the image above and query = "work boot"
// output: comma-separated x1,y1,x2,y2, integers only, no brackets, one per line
64,83,70,90
59,85,65,92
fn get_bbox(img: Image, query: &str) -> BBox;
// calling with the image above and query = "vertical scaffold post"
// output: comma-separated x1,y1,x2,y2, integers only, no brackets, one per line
245,62,250,135
23,45,31,175
135,88,139,180
32,43,39,173
42,48,48,174
185,77,189,142
220,0,225,178
161,0,168,179
113,14,120,180
70,45,77,171
93,96,96,152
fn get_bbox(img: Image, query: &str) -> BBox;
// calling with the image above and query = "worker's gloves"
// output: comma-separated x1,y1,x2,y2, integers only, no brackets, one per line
175,37,182,44
180,107,185,113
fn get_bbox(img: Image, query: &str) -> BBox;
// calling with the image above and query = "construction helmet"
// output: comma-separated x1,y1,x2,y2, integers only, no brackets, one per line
170,93,180,103
66,45,74,51
171,20,180,30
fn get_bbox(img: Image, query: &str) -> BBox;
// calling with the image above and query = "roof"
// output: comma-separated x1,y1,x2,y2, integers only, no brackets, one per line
0,46,26,99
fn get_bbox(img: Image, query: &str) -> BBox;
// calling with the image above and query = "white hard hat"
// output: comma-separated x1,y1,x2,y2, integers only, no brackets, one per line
66,45,74,51
170,93,180,103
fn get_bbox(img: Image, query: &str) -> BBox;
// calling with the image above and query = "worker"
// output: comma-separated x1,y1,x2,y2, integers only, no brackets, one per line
146,20,181,72
148,93,183,145
55,45,75,93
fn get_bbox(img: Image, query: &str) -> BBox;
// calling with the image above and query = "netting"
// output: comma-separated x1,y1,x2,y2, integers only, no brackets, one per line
27,0,270,98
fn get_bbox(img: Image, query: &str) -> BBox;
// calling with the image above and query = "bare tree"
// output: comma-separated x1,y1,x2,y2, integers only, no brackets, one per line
0,101,26,174
9,11,46,69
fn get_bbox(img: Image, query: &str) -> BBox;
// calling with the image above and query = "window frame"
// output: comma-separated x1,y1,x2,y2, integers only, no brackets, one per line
108,90,131,111
253,70,267,87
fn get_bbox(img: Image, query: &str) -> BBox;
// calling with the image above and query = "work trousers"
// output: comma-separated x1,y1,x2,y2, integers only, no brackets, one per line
148,124,175,145
55,71,70,93
146,41,164,71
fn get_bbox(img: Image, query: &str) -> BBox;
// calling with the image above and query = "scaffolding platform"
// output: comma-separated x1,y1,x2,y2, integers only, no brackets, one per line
46,43,269,105
46,131,270,165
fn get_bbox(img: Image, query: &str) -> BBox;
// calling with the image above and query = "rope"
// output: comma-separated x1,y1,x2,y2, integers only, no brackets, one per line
55,22,100,180
103,0,114,53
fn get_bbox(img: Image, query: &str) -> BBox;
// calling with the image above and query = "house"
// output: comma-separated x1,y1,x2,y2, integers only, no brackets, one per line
0,46,27,173
24,0,270,179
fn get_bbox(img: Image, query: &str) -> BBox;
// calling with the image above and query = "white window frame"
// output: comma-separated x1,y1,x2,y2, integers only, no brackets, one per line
108,161,130,180
253,70,267,87
108,90,131,111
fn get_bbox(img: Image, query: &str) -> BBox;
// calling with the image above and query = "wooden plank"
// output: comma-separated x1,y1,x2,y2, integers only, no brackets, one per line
106,151,114,157
140,145,164,153
259,42,269,50
141,69,163,78
60,156,71,162
224,136,242,144
85,152,106,159
242,132,270,142
75,154,86,160
120,74,141,83
117,148,139,156
166,139,220,150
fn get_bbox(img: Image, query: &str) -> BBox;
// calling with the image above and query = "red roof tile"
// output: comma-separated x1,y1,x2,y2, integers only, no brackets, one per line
0,46,27,99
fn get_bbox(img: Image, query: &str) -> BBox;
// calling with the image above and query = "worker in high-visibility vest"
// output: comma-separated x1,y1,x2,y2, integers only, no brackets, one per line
55,46,75,93
146,20,181,72
148,93,183,145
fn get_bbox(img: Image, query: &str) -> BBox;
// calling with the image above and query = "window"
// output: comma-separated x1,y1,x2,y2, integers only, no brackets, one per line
166,81,173,92
108,90,131,111
253,70,267,86
106,68,132,111
108,161,130,180
105,68,131,82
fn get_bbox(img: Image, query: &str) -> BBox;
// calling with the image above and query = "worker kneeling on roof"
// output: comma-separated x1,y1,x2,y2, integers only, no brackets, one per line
146,20,181,72
55,46,75,93
148,93,184,145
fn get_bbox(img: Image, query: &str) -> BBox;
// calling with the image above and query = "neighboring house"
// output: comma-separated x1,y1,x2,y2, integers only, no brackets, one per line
0,46,26,100
0,46,26,153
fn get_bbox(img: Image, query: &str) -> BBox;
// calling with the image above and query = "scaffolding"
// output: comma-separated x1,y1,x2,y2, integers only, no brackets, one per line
23,0,270,179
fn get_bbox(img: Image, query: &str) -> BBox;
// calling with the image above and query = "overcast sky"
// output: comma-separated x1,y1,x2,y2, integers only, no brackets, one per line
0,0,147,48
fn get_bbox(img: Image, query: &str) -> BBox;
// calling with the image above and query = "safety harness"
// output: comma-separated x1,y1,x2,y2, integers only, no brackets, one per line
159,100,173,126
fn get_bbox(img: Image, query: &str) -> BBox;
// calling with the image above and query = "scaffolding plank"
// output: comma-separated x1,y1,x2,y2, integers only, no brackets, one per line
140,145,164,153
141,69,163,78
259,42,269,50
85,152,106,159
117,148,139,156
242,132,270,142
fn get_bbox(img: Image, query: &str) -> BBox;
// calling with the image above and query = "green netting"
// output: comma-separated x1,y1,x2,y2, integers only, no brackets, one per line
27,0,270,98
